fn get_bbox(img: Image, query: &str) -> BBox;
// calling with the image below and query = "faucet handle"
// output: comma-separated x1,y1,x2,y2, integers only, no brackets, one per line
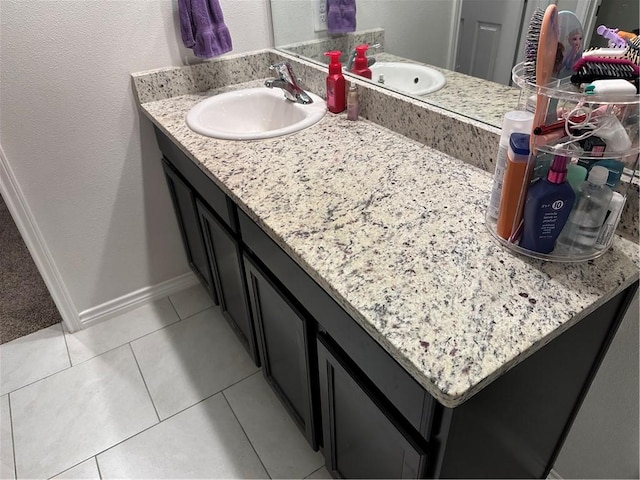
266,61,313,104
270,62,307,91
269,62,294,82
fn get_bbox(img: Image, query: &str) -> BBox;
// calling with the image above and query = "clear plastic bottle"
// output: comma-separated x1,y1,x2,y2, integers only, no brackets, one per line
487,111,534,219
556,166,613,253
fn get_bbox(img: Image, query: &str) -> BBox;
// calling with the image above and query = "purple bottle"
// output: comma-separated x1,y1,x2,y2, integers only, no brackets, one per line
520,155,576,254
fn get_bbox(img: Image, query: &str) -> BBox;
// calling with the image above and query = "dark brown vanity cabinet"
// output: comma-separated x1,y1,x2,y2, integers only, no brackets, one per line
155,127,258,365
243,254,319,449
197,200,258,364
317,334,430,479
161,159,216,303
153,126,639,479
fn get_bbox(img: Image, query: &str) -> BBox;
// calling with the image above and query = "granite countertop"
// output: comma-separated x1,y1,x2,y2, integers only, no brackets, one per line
133,68,639,408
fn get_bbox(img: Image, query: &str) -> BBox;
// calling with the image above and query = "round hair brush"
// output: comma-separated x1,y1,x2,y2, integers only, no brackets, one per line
532,5,560,129
511,4,559,242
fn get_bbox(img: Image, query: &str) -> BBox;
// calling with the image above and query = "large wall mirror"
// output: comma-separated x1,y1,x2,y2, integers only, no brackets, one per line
271,0,639,128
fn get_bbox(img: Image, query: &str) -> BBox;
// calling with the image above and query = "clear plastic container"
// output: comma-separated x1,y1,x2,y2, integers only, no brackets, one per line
485,62,639,262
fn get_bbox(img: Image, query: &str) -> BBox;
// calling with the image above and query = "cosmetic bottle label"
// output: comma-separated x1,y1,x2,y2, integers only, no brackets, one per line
594,193,625,249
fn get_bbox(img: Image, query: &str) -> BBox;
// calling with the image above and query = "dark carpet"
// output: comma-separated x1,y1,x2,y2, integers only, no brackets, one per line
1,193,61,344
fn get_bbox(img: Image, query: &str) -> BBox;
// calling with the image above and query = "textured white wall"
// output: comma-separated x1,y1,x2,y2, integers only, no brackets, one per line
0,0,272,313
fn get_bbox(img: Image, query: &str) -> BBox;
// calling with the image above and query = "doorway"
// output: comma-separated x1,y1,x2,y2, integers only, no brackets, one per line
0,193,62,344
455,0,527,85
454,0,605,86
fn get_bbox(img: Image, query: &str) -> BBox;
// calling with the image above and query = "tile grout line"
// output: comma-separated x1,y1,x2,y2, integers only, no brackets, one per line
157,369,262,424
221,389,273,480
1,363,75,398
166,295,182,321
61,293,192,367
7,393,17,480
3,314,181,396
61,385,260,479
60,322,73,367
128,343,161,423
94,455,103,479
47,456,96,480
305,464,328,479
58,291,216,371
222,370,325,480
63,306,185,369
178,304,218,322
44,342,165,479
48,422,164,479
166,289,217,322
170,300,219,323
8,291,251,479
4,291,218,479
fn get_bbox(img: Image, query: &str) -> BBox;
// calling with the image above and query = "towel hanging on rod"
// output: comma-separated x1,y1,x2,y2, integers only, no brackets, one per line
178,0,232,59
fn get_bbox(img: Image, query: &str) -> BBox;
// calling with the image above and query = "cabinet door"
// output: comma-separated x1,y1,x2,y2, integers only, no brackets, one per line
244,254,319,450
161,159,217,303
317,335,429,479
197,199,258,364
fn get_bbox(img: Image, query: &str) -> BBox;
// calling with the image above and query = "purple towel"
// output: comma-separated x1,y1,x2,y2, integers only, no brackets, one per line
179,0,232,59
327,0,356,34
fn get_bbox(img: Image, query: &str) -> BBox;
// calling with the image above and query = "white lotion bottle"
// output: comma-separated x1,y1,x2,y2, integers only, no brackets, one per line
594,191,625,249
488,111,534,219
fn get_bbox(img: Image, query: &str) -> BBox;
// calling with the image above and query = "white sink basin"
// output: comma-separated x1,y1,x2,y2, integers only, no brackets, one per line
369,62,446,96
186,88,326,140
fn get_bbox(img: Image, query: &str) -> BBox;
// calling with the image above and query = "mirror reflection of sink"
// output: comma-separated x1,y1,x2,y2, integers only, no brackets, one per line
369,62,446,96
186,88,326,140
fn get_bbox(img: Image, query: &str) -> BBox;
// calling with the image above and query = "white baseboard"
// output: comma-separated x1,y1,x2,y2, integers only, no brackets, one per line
79,272,199,328
0,144,83,332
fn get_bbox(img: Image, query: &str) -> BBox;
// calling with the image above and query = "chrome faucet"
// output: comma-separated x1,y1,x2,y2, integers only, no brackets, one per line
264,62,313,104
345,43,382,72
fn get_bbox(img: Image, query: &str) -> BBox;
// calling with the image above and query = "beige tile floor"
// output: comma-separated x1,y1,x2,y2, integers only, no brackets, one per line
0,283,330,479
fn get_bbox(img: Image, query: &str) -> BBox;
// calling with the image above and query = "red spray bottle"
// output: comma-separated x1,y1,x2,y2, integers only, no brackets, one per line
324,50,346,113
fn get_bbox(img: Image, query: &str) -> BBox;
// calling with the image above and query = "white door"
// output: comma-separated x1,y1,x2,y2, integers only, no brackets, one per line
455,0,527,85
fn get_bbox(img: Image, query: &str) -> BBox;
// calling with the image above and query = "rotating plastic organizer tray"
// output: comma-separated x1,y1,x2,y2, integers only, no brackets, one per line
485,62,639,262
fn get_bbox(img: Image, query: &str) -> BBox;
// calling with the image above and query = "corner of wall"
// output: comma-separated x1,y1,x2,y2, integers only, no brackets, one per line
0,144,83,332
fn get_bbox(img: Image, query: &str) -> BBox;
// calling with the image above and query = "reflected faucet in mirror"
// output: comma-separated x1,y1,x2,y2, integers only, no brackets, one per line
345,43,381,72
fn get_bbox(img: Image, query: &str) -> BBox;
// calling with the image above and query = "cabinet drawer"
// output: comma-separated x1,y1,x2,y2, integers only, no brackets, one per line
238,209,435,439
317,334,429,478
154,126,236,233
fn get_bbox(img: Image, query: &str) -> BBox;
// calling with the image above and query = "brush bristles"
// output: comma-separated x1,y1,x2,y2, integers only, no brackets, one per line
583,40,640,67
627,37,640,66
571,62,640,84
523,8,545,83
